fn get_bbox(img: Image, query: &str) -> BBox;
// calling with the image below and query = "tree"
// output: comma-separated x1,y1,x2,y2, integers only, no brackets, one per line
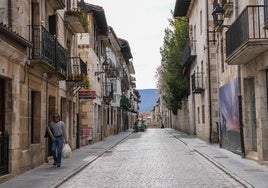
156,16,189,114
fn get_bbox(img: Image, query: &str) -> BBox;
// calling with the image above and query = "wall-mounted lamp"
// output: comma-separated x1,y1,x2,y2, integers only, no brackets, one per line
94,59,110,76
212,4,225,27
212,4,230,31
102,59,109,71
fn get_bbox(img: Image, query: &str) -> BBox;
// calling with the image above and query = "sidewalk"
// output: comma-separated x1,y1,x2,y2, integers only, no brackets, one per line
1,129,268,188
0,130,133,188
165,128,268,188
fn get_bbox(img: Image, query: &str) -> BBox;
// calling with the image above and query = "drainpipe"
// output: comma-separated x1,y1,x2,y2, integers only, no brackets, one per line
7,0,11,28
234,0,245,158
206,0,213,143
215,31,221,147
45,73,49,162
76,98,80,149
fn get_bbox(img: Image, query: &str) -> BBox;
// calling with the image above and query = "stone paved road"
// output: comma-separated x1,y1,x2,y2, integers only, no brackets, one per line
60,129,244,188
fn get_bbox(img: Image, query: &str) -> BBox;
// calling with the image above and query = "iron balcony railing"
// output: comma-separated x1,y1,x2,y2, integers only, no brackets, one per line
30,25,67,77
182,40,196,67
105,58,119,78
120,95,131,110
66,57,87,82
0,133,9,176
103,82,114,104
121,71,130,89
226,5,268,57
191,72,204,94
265,0,268,25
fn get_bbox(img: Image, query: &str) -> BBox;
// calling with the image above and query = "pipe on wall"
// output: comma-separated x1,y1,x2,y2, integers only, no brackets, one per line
7,0,11,28
206,0,213,143
235,0,245,158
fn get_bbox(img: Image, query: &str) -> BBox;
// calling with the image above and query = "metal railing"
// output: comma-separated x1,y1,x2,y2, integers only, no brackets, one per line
0,133,9,176
226,5,268,57
265,0,268,24
103,82,113,103
191,72,204,94
182,40,196,67
31,25,67,76
121,71,130,89
66,57,87,82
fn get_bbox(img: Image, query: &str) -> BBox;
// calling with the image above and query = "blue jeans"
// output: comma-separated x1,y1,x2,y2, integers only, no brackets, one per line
51,136,63,165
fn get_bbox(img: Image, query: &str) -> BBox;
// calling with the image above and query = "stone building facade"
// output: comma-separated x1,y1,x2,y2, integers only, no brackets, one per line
0,0,101,182
0,0,138,183
172,0,268,163
173,0,219,143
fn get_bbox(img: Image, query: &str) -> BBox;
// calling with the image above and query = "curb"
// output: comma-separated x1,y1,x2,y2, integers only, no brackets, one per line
193,149,253,188
172,134,254,188
164,129,254,188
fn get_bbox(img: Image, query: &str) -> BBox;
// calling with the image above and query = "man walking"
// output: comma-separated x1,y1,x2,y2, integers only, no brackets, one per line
50,113,67,167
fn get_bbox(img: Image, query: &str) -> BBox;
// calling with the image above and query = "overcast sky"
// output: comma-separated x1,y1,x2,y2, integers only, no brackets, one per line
86,0,176,89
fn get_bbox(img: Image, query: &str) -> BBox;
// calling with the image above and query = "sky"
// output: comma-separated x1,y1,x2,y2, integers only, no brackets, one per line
85,0,176,89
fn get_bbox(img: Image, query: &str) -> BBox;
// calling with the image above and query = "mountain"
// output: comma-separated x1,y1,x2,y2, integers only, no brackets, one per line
138,89,159,112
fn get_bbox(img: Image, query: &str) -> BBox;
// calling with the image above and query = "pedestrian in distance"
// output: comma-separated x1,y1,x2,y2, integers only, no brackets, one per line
50,113,68,167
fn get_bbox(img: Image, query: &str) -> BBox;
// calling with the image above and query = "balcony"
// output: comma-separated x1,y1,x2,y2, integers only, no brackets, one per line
30,25,67,78
66,57,87,82
182,40,196,73
226,5,268,65
174,0,191,17
64,10,88,33
264,0,268,28
105,58,119,78
120,71,130,90
47,0,65,10
120,95,130,110
191,72,204,94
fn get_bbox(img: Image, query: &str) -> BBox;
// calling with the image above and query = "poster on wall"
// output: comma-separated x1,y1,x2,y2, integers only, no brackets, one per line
219,77,241,153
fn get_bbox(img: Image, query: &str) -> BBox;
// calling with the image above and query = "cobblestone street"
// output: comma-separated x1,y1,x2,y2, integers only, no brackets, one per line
60,129,243,188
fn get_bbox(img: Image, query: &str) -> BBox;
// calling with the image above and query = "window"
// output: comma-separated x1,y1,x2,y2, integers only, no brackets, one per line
31,91,41,144
197,107,200,124
111,108,113,125
201,61,204,87
49,15,56,35
107,107,110,125
202,105,205,123
221,38,225,72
